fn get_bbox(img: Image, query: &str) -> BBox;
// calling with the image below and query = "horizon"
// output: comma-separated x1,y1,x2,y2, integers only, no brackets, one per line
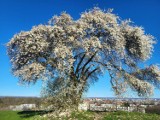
1,96,160,100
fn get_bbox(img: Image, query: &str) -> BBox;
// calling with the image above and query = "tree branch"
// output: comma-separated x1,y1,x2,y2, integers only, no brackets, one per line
85,67,99,81
81,51,98,73
75,53,86,74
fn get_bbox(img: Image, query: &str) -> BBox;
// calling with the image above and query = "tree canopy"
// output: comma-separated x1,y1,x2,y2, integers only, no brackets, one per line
7,8,160,102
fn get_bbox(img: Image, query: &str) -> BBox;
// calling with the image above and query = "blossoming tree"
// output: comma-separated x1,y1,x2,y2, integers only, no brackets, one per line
7,8,160,110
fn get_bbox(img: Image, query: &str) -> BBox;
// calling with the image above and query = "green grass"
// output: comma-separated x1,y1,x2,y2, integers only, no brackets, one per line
0,111,26,120
0,110,48,120
103,111,160,120
0,110,160,120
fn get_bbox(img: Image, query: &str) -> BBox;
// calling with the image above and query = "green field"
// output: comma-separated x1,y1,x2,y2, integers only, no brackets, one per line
0,111,160,120
0,110,46,120
0,111,28,120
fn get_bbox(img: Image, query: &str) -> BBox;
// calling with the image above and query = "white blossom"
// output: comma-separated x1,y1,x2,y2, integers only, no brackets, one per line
7,8,159,98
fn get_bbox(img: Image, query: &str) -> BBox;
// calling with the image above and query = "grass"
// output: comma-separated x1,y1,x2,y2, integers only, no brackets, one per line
0,110,160,120
103,111,160,120
0,111,27,120
0,110,50,120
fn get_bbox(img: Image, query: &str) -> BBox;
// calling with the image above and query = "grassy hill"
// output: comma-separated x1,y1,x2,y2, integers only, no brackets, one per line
0,111,160,120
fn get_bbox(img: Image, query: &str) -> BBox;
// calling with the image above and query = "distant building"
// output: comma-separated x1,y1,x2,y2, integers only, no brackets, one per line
9,104,36,111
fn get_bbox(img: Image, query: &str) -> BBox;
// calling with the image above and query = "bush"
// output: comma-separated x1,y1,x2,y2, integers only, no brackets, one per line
146,105,160,114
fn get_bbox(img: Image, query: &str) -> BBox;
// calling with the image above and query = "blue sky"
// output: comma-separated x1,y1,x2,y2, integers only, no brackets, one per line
0,0,160,98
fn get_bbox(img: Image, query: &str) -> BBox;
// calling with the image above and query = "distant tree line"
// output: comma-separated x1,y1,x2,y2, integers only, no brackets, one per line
0,97,41,110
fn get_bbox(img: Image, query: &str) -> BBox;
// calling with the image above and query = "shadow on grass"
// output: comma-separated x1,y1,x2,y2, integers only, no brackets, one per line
17,110,53,118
